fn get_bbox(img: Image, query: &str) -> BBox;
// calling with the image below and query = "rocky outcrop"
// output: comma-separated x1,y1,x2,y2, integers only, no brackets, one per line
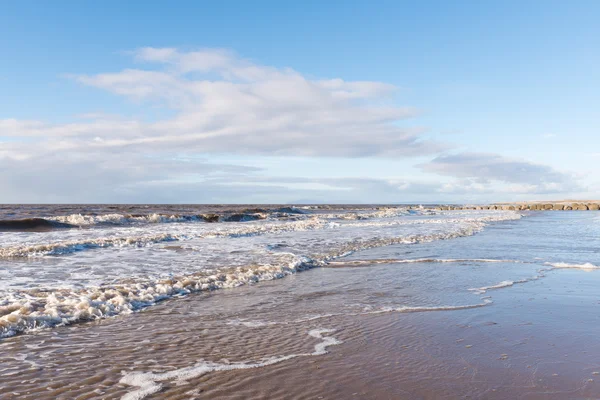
432,201,600,211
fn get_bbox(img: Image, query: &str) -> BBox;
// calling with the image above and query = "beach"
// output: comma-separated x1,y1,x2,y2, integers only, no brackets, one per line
0,206,599,399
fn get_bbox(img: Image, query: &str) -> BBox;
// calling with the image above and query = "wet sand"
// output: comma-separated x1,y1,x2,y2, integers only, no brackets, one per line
209,271,600,400
1,260,599,399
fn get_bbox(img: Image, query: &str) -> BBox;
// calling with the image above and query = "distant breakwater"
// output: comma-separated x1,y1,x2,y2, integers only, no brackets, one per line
430,202,600,211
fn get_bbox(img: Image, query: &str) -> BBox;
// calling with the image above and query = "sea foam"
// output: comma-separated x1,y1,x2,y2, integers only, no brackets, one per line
0,210,524,338
119,328,342,400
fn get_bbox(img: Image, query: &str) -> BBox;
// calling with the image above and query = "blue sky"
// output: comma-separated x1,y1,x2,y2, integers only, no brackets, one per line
0,1,598,203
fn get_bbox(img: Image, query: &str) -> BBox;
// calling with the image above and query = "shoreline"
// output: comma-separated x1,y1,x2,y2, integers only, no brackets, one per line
1,208,599,399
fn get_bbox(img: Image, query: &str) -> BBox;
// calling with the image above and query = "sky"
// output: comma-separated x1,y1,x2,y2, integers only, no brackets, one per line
0,0,598,204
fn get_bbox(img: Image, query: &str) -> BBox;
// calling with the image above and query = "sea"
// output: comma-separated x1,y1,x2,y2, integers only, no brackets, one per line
0,205,599,399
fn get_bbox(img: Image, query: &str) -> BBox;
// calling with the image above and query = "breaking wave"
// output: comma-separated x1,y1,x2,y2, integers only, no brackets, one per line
1,206,423,231
0,210,524,338
0,219,328,258
0,212,523,259
0,233,180,258
0,218,74,232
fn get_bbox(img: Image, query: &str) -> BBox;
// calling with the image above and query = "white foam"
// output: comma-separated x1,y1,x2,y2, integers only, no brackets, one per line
119,328,342,400
467,270,549,295
468,280,516,295
46,206,412,227
0,255,315,338
0,211,522,259
0,233,179,257
0,218,327,258
49,213,200,226
547,262,600,270
373,299,493,314
0,210,523,337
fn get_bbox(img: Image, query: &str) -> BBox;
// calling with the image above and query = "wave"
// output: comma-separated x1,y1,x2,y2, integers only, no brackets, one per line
0,233,180,257
0,220,499,337
119,328,341,400
0,219,328,258
320,208,411,220
371,300,492,314
0,218,74,232
48,213,220,226
228,299,493,330
464,260,600,294
546,262,600,270
468,280,521,295
0,255,317,338
40,207,307,228
0,225,490,336
0,206,427,231
275,206,306,214
120,298,492,400
0,211,523,337
326,258,521,267
0,212,523,259
1,207,516,231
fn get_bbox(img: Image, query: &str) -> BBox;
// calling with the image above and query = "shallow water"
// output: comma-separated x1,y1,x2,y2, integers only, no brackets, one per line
0,205,518,337
0,206,599,399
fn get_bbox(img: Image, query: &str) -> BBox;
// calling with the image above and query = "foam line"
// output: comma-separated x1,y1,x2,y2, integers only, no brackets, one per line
119,328,342,400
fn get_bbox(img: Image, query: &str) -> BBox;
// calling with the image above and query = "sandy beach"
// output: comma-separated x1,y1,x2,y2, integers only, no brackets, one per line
1,208,599,399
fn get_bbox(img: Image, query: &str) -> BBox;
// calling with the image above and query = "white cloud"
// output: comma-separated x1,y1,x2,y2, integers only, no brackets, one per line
418,152,583,194
2,48,446,160
0,48,586,202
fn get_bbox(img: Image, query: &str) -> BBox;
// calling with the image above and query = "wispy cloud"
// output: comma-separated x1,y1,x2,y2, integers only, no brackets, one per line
0,48,586,202
418,152,583,194
1,47,444,158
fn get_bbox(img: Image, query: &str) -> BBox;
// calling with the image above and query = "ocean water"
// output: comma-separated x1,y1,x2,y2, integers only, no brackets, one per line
0,205,599,399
